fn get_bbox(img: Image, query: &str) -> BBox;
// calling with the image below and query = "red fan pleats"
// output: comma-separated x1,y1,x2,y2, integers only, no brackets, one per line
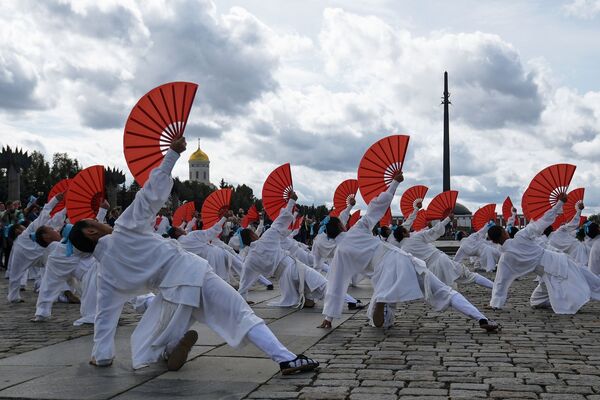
290,215,304,231
412,209,428,231
400,185,428,217
551,188,585,229
48,178,69,216
241,204,260,228
472,204,497,231
426,190,458,221
380,208,392,227
262,163,293,220
502,196,513,223
124,82,198,186
357,135,410,204
524,163,576,221
66,166,105,223
333,179,358,212
173,202,196,228
201,188,232,229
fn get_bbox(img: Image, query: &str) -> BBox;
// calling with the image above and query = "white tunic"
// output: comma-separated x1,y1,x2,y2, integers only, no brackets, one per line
548,209,588,265
454,224,499,272
588,236,600,275
311,204,353,272
490,201,600,314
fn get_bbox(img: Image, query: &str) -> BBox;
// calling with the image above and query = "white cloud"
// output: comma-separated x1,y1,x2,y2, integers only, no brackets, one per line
564,0,600,19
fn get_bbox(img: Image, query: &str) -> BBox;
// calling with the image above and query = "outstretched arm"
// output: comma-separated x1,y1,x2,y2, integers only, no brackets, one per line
419,216,451,243
523,198,565,237
339,201,355,226
116,138,186,232
559,205,583,232
401,206,420,230
26,195,62,234
354,173,403,232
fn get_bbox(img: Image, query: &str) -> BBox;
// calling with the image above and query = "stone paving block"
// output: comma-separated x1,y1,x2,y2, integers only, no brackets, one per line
449,389,488,398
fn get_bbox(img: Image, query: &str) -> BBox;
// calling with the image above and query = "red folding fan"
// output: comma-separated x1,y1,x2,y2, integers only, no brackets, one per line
551,188,585,230
262,163,294,220
333,179,358,212
357,135,410,204
290,215,304,231
329,208,341,217
124,81,199,186
472,204,497,231
48,178,70,216
380,208,392,227
201,188,232,229
66,166,105,223
347,210,361,229
173,201,196,228
521,189,531,221
400,185,428,217
502,196,514,224
241,204,260,228
426,190,458,221
412,209,428,231
524,163,576,221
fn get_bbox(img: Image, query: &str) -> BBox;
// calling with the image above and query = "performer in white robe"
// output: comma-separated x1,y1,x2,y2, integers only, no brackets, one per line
487,197,600,314
31,205,108,322
7,194,63,303
319,172,498,331
397,217,494,289
311,202,355,273
548,203,588,265
586,223,600,275
68,139,318,375
453,222,500,272
153,211,170,236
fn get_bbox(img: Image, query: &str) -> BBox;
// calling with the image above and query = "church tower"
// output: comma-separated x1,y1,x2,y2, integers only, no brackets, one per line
188,138,210,184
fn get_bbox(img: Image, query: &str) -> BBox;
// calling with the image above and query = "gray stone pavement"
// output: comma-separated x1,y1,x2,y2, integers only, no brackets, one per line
2,267,600,399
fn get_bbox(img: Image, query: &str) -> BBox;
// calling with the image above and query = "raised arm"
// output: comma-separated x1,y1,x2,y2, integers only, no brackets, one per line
419,216,450,243
339,201,355,226
185,217,197,233
95,200,109,223
523,200,564,237
559,205,583,232
46,207,67,231
116,139,185,232
354,175,402,232
507,208,517,228
270,197,297,235
26,195,61,234
255,218,265,237
401,207,419,230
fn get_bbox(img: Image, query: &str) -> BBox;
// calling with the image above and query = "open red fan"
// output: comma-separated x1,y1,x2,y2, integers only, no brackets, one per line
426,190,458,221
333,179,358,212
48,178,70,216
412,209,429,232
66,166,105,223
347,210,361,229
241,204,260,228
551,187,585,230
380,208,392,227
124,81,199,186
502,196,514,224
262,163,294,220
521,189,531,221
173,202,196,228
201,188,232,229
400,185,428,217
290,215,304,231
357,135,410,204
524,163,576,221
472,204,497,231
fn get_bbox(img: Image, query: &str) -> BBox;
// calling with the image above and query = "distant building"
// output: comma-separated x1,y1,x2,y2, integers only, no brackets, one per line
188,139,210,185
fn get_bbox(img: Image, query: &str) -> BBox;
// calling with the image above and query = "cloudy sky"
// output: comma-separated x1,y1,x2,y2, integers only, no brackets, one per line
2,0,600,216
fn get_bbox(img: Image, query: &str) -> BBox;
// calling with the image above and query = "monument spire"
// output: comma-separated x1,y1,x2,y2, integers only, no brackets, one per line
442,71,451,192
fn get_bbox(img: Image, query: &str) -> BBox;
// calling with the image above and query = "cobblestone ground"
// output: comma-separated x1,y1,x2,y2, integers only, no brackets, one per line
247,272,600,400
0,272,140,360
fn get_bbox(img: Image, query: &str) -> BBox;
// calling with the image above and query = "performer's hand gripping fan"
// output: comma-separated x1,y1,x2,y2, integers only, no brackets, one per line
333,179,358,214
400,185,428,218
201,188,233,229
523,163,576,221
551,187,585,230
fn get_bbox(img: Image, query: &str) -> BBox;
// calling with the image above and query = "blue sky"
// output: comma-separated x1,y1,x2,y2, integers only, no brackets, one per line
2,0,600,216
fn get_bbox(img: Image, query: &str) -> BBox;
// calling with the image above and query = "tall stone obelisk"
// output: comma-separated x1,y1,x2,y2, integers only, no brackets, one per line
442,71,451,192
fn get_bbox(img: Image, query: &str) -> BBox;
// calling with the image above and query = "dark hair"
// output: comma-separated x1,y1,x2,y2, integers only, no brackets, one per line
508,226,519,238
371,223,380,237
587,223,599,239
34,226,51,248
543,226,553,237
167,227,177,239
393,226,408,242
379,226,391,239
324,217,344,239
240,228,253,247
7,224,24,241
69,220,97,253
487,225,505,243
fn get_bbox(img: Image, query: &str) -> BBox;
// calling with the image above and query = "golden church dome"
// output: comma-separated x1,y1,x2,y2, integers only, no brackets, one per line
188,139,209,162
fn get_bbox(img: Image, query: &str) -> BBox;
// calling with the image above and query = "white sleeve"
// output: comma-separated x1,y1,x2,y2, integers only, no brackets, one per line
255,219,265,237
96,207,108,223
271,200,296,234
353,180,399,232
339,204,354,226
185,217,197,233
401,207,419,230
559,208,582,232
25,197,60,234
115,149,179,233
47,207,67,231
507,210,517,227
420,217,450,243
523,201,563,236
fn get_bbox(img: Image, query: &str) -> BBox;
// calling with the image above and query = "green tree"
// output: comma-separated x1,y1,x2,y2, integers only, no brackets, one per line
20,151,52,199
50,152,81,183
